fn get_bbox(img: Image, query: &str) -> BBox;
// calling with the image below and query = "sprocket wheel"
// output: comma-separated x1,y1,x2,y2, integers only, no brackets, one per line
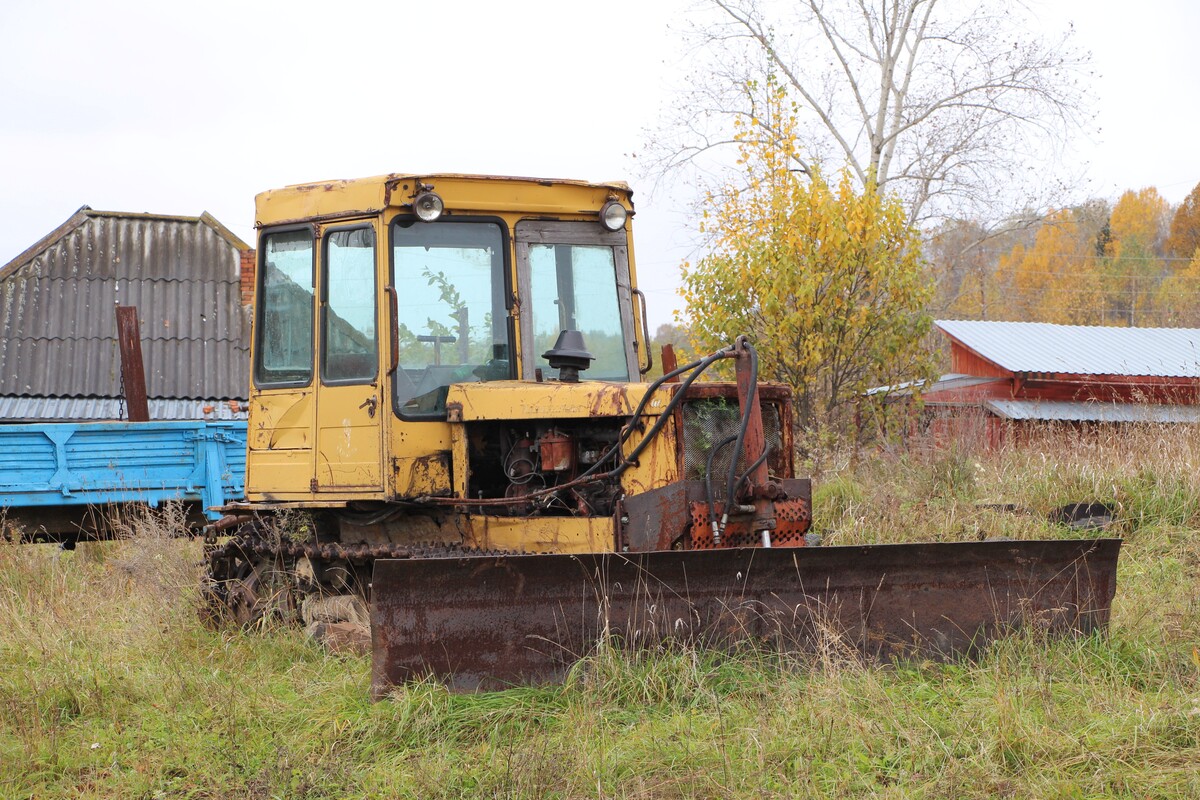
201,536,298,628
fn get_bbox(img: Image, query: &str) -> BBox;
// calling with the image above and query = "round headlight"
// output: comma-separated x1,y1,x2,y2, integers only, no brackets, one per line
599,200,628,231
413,191,444,222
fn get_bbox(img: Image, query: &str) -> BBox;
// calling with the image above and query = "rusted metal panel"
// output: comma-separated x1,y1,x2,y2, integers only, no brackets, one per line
660,344,679,381
687,495,812,548
115,306,150,421
682,383,792,402
622,478,812,551
371,538,1120,694
734,345,769,490
623,481,693,550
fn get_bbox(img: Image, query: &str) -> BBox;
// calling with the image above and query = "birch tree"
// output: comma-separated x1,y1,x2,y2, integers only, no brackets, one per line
651,0,1090,224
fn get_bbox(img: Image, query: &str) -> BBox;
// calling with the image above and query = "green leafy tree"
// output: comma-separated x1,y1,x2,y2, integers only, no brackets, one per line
680,92,936,437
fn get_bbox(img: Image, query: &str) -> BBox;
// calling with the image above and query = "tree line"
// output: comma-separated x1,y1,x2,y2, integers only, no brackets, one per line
929,184,1200,327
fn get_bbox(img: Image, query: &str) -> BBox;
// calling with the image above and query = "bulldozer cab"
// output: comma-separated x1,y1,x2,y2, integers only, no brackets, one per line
245,174,645,503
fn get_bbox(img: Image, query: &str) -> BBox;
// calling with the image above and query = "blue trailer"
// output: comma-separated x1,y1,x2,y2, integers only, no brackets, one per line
0,419,247,542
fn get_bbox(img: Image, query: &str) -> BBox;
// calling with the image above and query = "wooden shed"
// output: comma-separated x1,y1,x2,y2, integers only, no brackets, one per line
916,321,1200,445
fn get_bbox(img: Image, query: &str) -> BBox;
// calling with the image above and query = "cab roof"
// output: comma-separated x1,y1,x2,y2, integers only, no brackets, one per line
255,172,634,228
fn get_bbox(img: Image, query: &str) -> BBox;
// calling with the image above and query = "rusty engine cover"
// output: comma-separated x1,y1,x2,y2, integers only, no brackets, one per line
371,537,1120,695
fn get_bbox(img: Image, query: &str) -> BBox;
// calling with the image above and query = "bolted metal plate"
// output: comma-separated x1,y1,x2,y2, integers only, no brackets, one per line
370,538,1120,696
622,478,812,551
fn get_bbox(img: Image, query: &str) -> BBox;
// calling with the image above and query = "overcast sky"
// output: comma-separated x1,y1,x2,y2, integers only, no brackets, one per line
2,0,1198,328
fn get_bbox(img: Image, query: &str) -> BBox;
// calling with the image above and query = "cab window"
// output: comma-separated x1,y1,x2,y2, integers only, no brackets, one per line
516,220,636,382
255,228,314,387
321,227,377,384
391,219,510,418
528,243,627,380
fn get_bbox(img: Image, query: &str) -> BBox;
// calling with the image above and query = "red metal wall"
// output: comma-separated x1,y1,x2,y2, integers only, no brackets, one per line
949,343,1013,379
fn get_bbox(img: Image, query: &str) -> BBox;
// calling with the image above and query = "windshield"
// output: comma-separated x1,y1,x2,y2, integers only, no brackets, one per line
528,243,629,380
391,219,510,418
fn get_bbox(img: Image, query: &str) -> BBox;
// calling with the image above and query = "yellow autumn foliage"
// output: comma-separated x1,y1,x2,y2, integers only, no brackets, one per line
680,100,935,437
993,208,1104,324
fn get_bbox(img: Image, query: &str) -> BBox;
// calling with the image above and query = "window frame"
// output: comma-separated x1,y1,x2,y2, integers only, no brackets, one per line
388,214,514,421
319,222,379,387
514,220,637,383
253,223,317,390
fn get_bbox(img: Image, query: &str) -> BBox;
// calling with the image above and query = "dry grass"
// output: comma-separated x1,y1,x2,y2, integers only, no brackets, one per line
2,426,1199,797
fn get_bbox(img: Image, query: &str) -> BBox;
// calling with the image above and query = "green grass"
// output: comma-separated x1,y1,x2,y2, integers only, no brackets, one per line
3,424,1200,798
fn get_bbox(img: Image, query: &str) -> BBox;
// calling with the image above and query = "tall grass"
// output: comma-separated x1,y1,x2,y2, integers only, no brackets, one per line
2,425,1199,798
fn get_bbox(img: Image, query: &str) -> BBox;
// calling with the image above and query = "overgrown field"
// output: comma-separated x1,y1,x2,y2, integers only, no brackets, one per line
3,427,1199,798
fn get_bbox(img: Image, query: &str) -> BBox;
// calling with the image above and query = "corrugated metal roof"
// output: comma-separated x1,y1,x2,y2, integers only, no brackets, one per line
864,373,1000,397
0,208,251,406
984,399,1200,423
0,396,247,421
937,320,1200,378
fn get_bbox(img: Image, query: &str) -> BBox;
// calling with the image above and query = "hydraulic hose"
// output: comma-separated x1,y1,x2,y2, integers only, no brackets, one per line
733,445,771,503
609,347,735,478
704,435,738,545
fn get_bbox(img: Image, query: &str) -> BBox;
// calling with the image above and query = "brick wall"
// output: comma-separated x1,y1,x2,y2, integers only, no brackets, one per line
239,248,256,306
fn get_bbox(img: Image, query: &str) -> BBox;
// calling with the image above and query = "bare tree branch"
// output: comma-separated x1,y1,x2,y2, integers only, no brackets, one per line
648,0,1093,225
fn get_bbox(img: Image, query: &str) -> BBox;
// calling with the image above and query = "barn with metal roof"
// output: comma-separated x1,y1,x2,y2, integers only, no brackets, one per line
0,207,253,421
914,320,1200,443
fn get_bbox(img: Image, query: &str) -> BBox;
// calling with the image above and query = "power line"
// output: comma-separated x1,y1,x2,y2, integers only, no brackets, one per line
964,249,1196,264
943,265,1199,280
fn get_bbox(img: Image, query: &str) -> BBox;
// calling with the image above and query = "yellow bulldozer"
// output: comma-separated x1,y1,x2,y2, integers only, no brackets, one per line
203,172,1120,695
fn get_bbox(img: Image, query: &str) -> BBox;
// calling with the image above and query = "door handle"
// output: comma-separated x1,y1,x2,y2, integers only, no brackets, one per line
632,287,653,375
359,396,378,418
385,284,400,375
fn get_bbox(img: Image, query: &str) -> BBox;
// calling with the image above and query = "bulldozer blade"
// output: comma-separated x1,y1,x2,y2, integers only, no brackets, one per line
370,538,1120,696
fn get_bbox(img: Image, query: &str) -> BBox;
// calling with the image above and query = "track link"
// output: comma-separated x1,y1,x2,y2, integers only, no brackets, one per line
200,518,515,627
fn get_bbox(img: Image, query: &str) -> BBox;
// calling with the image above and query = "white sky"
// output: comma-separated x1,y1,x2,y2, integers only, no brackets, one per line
1,0,1198,329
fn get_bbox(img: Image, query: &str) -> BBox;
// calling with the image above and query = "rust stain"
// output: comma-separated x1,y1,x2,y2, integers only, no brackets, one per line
588,383,632,417
407,453,452,497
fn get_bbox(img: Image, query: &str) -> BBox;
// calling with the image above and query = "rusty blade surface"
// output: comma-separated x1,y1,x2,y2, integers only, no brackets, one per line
370,538,1120,696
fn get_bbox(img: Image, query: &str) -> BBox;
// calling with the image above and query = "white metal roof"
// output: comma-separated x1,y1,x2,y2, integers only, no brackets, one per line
0,396,247,422
936,320,1200,378
864,373,1000,398
985,399,1200,424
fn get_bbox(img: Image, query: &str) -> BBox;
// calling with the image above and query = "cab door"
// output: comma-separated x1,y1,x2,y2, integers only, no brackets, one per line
313,223,384,492
246,226,318,499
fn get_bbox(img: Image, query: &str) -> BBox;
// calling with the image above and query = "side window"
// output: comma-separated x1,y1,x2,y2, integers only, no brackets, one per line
322,227,378,383
255,229,314,387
